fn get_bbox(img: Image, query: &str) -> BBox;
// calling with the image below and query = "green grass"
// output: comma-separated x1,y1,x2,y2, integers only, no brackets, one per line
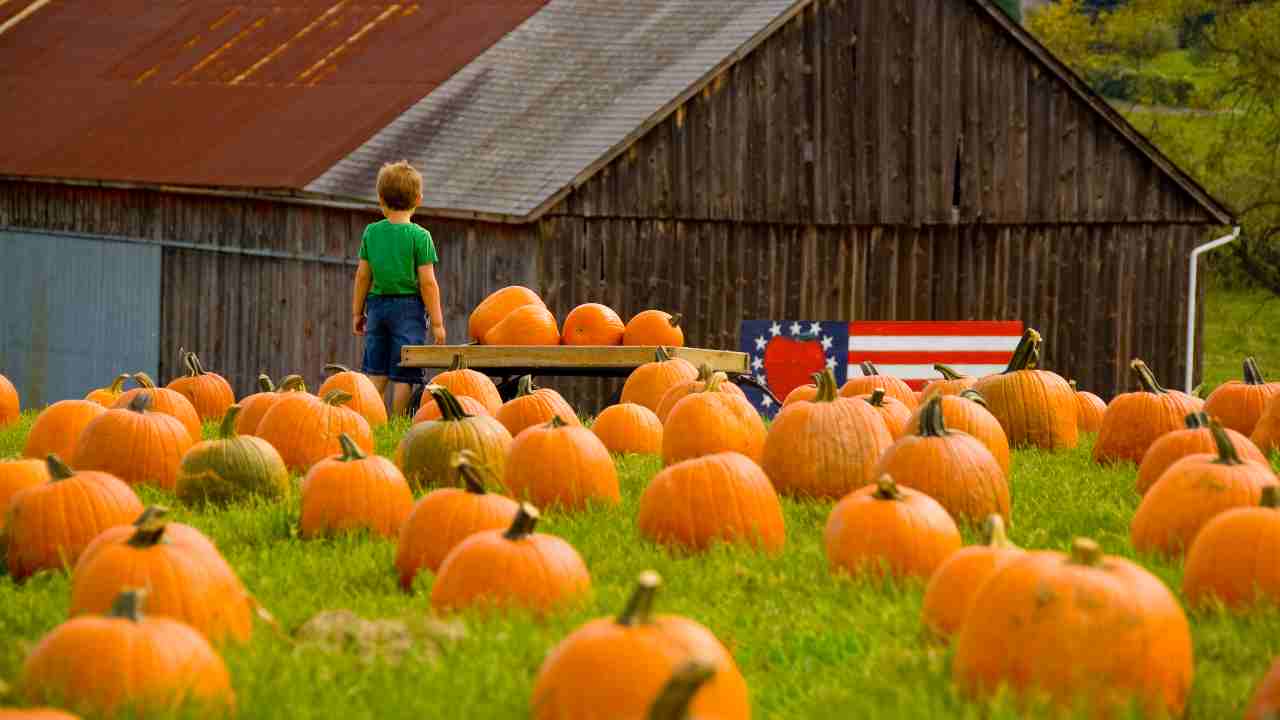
1200,285,1280,393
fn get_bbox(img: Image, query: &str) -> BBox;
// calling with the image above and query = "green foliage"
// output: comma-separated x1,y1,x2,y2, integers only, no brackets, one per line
994,0,1023,23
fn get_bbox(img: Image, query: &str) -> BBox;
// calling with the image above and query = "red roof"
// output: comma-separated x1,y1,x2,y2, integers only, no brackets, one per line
0,0,548,190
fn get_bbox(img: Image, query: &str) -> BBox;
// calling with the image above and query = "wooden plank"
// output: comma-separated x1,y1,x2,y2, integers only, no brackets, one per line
400,345,749,374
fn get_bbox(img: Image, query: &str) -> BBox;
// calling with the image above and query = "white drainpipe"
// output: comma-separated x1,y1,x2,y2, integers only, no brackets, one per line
1185,226,1241,393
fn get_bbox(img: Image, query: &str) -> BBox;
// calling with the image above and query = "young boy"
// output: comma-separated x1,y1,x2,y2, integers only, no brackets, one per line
351,160,447,418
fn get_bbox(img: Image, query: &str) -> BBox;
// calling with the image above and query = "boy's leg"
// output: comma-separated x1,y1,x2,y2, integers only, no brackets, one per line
390,382,415,419
368,375,390,395
387,297,428,419
361,297,394,413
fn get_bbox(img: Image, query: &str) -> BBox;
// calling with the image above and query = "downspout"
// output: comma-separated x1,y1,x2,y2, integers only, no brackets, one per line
1185,226,1241,393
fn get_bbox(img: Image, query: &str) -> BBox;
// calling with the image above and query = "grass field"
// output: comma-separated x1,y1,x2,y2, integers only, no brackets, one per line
1,286,1279,719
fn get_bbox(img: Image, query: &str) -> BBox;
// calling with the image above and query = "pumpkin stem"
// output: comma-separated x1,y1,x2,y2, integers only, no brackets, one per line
449,354,468,371
865,388,887,408
323,363,351,376
668,313,683,329
811,369,839,403
655,347,675,363
127,506,170,548
916,395,950,438
132,372,158,389
108,589,147,622
278,374,307,393
860,361,879,377
959,388,990,409
549,415,569,429
45,454,75,481
647,659,717,720
256,374,275,393
182,351,199,378
219,405,242,438
983,515,1017,549
872,474,904,501
695,363,715,382
128,392,153,414
1130,359,1167,395
337,433,367,462
322,389,353,407
1261,486,1279,509
703,373,725,394
503,503,540,540
1184,412,1210,429
189,352,209,376
1068,380,1078,392
516,375,538,398
1244,357,1267,385
450,450,488,495
1068,538,1104,567
107,373,131,393
617,570,661,626
1002,329,1041,374
428,386,472,421
934,364,968,381
1209,420,1244,466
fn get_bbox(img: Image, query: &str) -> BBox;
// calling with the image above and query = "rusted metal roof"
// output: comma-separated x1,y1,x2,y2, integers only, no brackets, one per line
0,0,548,190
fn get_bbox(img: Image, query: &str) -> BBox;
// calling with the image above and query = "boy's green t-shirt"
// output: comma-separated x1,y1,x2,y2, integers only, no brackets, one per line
358,220,439,296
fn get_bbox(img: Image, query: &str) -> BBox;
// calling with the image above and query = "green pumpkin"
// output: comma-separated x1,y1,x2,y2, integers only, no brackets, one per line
176,404,291,505
397,386,512,493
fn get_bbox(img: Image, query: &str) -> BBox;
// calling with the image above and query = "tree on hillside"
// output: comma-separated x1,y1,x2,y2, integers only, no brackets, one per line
995,0,1024,22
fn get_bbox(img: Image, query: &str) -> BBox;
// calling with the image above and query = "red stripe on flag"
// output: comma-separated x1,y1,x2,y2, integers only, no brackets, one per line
849,321,1024,336
849,351,1015,364
905,379,930,391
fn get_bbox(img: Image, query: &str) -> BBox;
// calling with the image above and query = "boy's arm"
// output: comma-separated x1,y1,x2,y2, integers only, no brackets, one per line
352,260,373,336
417,263,446,345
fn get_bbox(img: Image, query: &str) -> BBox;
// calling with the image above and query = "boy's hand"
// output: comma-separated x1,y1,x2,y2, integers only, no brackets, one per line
432,323,447,345
353,315,366,336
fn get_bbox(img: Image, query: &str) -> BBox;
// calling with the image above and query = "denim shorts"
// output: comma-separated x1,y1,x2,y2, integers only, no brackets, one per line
361,295,426,384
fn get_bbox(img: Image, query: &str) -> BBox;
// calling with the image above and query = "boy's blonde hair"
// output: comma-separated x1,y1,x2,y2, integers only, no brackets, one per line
376,160,422,211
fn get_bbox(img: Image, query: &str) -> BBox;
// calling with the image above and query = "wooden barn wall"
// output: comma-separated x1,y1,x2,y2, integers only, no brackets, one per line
554,0,1215,227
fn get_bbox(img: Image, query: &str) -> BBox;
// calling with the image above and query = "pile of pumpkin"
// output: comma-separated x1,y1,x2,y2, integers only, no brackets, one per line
467,285,685,346
6,328,1280,718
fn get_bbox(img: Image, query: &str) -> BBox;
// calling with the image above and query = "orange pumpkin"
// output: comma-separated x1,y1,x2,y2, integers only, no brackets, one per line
470,285,545,343
398,386,513,493
781,383,818,407
591,403,662,455
494,375,581,438
1131,420,1277,557
5,455,143,581
902,390,1011,476
1184,486,1280,610
921,515,1021,639
113,372,202,442
484,303,561,345
638,452,784,555
165,351,235,421
953,538,1193,718
530,571,750,720
395,450,519,590
562,303,625,346
0,372,18,427
70,506,253,644
300,433,414,540
655,365,747,424
73,393,195,491
503,416,620,511
662,374,766,466
21,590,234,717
1135,411,1267,495
839,361,918,409
318,364,388,427
0,458,48,532
972,329,1078,451
647,660,724,720
824,475,961,581
414,387,491,425
1205,357,1280,436
621,348,698,413
22,400,105,461
1069,380,1107,433
623,310,686,347
858,388,912,439
921,364,977,401
429,354,503,414
0,708,81,719
257,389,374,473
1093,359,1205,466
1254,394,1280,456
762,369,894,500
1246,657,1280,720
84,373,131,406
234,374,308,436
431,503,591,614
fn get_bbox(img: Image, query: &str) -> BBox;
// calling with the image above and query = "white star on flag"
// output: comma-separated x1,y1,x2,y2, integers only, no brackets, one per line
761,395,773,408
769,322,782,336
756,374,768,386
809,322,822,335
752,357,763,370
789,321,802,335
821,335,833,350
754,336,767,350
826,357,838,370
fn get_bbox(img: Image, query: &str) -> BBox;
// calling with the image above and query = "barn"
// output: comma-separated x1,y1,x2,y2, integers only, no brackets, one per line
0,0,1232,408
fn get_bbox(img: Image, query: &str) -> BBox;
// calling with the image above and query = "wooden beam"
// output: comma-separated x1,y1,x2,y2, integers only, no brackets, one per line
400,345,750,375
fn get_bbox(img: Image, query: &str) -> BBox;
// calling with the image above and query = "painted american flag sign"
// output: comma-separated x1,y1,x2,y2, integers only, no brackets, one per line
738,320,1024,417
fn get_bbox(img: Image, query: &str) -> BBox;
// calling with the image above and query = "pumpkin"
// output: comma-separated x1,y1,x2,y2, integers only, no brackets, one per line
113,372,202,441
1135,411,1267,495
1183,486,1280,610
839,361,918,409
902,390,1011,476
21,589,234,717
648,660,721,720
69,506,253,644
762,369,894,500
663,373,766,466
638,451,785,555
5,455,143,581
73,393,195,491
234,374,308,436
0,709,80,719
395,450,519,589
318,364,388,427
494,375,581,437
175,404,290,505
953,538,1193,718
654,364,747,424
921,515,1021,640
414,386,491,424
0,373,18,427
624,310,686,347
1254,394,1280,456
621,348,699,413
592,403,662,455
166,351,235,421
530,571,750,720
84,372,131,406
1246,657,1280,720
257,389,373,473
824,475,961,581
562,303,625,346
781,383,817,407
873,395,1009,525
430,502,591,613
921,364,977,400
972,328,1078,451
300,433,414,540
1069,380,1107,433
0,459,48,532
429,354,502,414
1131,420,1277,557
398,386,513,493
1205,357,1280,436
484,303,561,346
470,285,545,343
503,416,620,511
22,400,105,461
858,388,912,439
1093,359,1205,466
